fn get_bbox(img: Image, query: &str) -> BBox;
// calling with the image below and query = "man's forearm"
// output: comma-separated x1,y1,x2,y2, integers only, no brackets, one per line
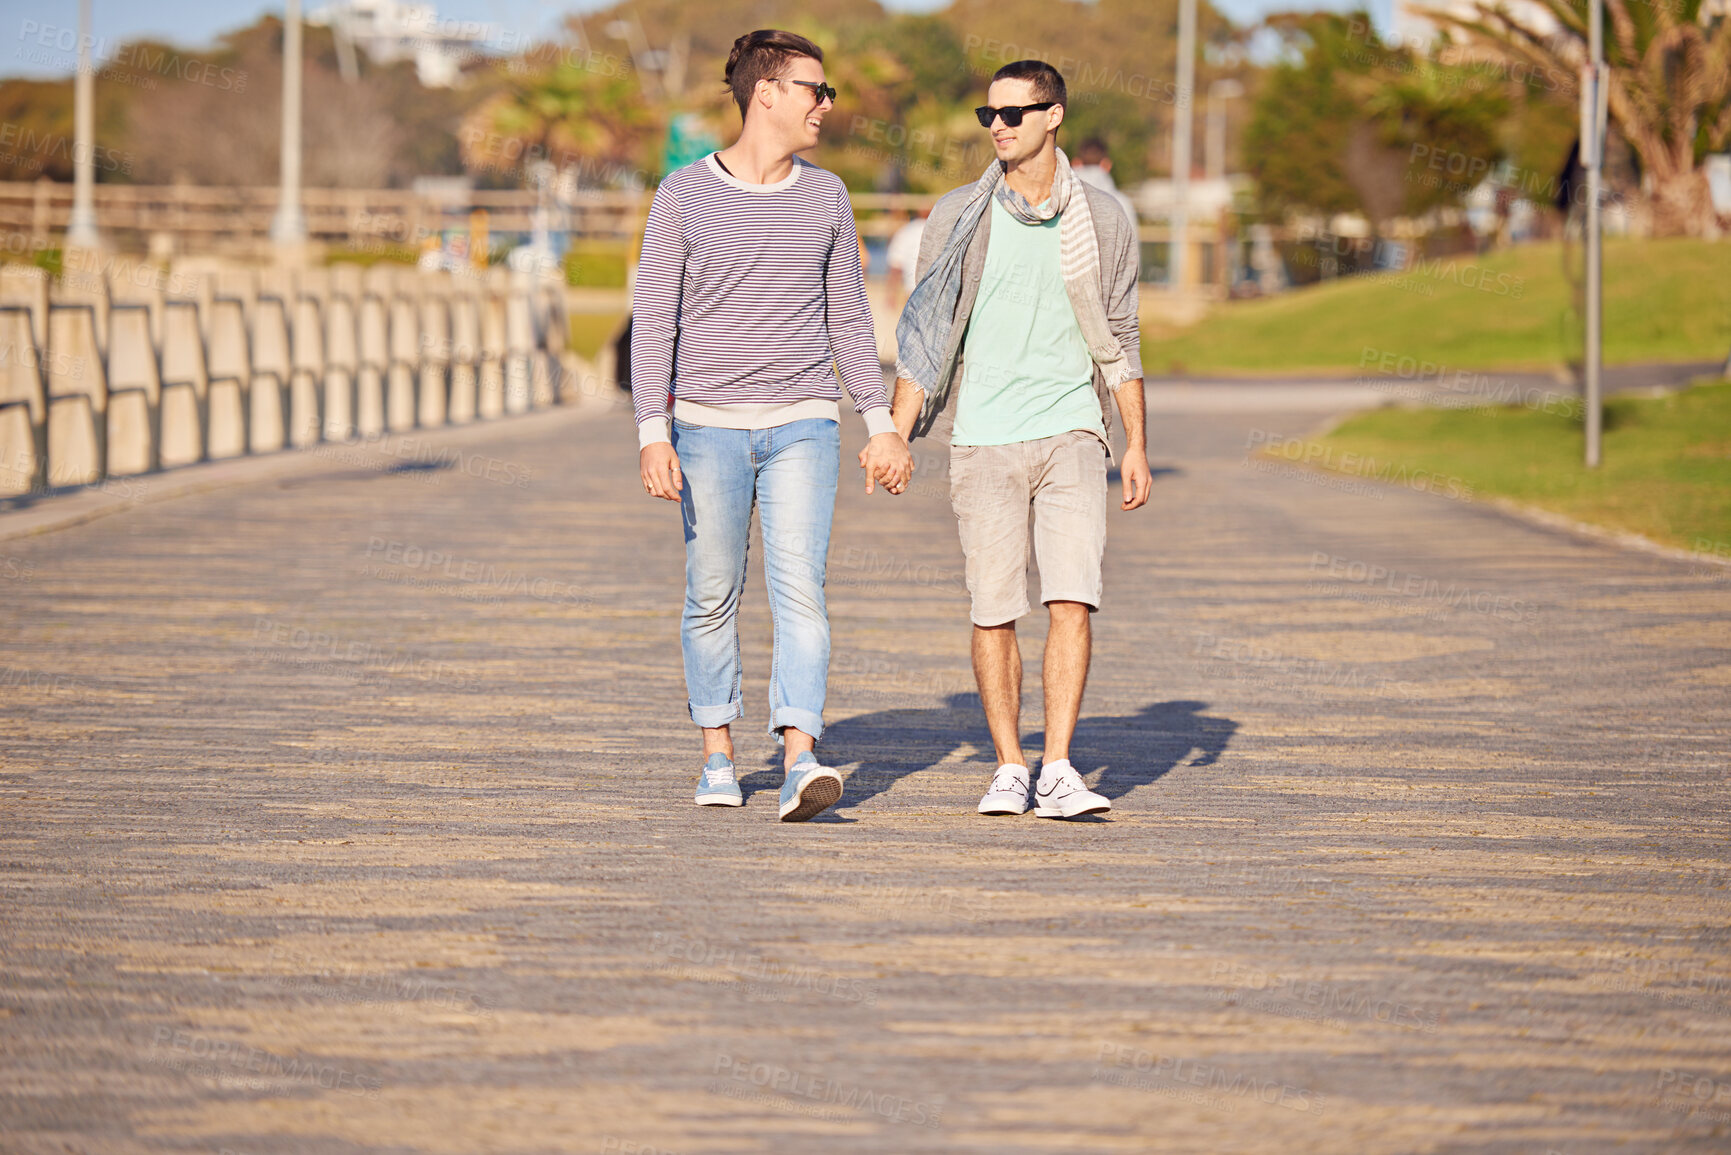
1112,378,1147,453
891,377,925,439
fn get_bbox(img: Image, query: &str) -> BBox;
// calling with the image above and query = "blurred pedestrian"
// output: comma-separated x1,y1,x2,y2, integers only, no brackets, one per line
1072,137,1138,226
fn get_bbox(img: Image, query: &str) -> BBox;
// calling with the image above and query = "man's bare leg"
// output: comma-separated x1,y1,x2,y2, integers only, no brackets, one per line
1041,601,1091,765
782,726,815,771
702,725,733,761
972,622,1024,765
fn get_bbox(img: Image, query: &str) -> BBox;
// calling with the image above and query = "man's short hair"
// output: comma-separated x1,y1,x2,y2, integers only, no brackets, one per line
989,59,1066,108
724,29,824,120
1076,138,1110,166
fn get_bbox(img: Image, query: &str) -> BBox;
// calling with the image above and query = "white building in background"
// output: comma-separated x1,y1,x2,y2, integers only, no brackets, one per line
307,0,496,87
1392,0,1558,48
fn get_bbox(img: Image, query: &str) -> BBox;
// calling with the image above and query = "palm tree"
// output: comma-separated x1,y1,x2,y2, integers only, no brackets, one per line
459,47,657,186
1432,0,1731,236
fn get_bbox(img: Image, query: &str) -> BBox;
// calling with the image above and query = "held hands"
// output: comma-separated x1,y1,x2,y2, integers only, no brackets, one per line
640,442,682,501
858,432,915,495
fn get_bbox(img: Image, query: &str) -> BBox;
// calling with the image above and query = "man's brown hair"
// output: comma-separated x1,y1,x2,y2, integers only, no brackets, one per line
990,59,1067,108
724,29,824,120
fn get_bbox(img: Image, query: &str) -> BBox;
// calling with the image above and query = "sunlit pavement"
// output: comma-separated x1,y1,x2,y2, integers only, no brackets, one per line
2,382,1727,1154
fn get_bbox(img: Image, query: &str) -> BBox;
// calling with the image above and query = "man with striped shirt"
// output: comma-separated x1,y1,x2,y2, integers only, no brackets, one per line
634,29,913,822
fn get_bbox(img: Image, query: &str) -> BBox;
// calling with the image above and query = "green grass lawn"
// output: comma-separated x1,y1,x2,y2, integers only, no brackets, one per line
1309,380,1731,552
567,312,627,361
1149,238,1731,376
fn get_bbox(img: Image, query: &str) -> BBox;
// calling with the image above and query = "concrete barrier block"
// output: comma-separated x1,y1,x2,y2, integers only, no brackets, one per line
322,367,353,442
252,297,292,379
250,373,286,453
206,380,246,459
356,366,385,438
325,295,358,371
448,362,477,425
293,297,324,372
387,364,416,431
0,401,35,496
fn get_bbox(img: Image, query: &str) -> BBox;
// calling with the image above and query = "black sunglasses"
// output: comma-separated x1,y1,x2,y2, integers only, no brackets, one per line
775,77,837,104
975,101,1057,128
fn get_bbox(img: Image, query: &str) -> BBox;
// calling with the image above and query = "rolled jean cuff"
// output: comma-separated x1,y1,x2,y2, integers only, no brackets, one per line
770,706,824,744
690,700,744,729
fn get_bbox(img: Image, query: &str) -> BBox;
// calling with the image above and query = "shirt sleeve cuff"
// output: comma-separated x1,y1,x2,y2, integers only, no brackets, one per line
861,407,898,439
637,416,671,449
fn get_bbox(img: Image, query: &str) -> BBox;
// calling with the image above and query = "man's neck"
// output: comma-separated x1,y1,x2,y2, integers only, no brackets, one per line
1003,145,1058,206
716,124,798,185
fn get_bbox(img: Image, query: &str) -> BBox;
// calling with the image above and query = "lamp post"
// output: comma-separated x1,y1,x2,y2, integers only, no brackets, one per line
1206,79,1243,184
270,0,308,248
1582,0,1605,466
65,0,100,250
1169,0,1196,292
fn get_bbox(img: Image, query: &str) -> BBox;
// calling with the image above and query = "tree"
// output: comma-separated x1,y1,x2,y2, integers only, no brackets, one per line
459,49,657,188
1433,0,1731,236
1243,12,1507,228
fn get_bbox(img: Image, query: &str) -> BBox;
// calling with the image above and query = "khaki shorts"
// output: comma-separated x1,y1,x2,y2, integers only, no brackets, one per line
949,430,1109,627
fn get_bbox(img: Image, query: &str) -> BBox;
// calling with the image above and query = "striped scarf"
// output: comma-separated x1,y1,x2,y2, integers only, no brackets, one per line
895,147,1133,414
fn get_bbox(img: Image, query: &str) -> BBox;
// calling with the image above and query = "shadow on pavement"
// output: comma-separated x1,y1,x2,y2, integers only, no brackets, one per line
774,693,1237,813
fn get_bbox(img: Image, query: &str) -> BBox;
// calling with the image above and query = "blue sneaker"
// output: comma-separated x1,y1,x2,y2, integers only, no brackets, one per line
694,753,742,807
778,752,843,822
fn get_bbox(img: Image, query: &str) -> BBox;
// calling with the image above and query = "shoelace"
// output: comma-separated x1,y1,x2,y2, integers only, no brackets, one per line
1039,769,1083,796
990,771,1028,795
704,763,736,786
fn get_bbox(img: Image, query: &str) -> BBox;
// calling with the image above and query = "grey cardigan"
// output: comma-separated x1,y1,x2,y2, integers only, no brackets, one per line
902,181,1144,447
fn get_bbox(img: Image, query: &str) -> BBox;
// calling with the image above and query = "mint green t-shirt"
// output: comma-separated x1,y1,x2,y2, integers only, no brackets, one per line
952,197,1104,447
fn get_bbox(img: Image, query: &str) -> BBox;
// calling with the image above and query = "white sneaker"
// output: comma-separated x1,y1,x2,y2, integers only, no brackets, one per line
1033,760,1110,819
977,763,1031,815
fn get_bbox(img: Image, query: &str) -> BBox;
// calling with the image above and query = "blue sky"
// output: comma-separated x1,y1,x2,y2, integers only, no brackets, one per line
1,0,1393,80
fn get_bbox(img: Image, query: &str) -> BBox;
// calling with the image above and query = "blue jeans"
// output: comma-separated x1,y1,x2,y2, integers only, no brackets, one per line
672,417,839,741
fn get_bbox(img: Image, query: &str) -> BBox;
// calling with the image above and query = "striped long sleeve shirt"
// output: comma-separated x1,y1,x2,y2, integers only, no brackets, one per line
630,153,893,445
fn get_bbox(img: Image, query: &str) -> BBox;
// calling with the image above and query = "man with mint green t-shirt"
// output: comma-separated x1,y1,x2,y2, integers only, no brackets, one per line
890,60,1152,821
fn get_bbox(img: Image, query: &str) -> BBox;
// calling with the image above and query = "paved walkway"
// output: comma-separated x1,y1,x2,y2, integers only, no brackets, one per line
2,384,1728,1154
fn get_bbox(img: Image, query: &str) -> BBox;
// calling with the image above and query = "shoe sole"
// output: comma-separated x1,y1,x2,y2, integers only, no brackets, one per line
978,800,1030,815
1033,802,1111,819
779,771,843,822
695,793,744,807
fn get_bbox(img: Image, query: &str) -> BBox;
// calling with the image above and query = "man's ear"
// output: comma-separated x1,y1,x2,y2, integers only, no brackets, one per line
1047,102,1065,136
754,78,777,115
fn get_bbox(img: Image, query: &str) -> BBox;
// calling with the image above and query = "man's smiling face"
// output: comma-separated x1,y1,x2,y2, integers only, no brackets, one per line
771,54,833,151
